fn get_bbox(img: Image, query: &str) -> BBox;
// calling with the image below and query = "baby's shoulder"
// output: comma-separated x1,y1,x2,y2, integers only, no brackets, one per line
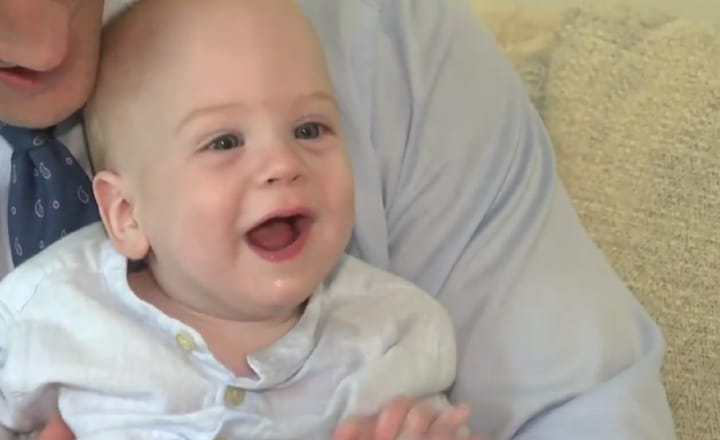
325,255,441,310
319,255,451,338
308,255,457,384
0,223,117,315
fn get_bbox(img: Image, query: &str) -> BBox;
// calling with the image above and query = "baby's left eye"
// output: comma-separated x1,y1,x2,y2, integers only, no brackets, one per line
294,122,326,140
207,133,243,151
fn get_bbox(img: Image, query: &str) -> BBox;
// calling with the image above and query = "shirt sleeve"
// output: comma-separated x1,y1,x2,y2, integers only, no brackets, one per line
0,297,30,435
369,0,676,438
0,270,62,437
343,275,458,418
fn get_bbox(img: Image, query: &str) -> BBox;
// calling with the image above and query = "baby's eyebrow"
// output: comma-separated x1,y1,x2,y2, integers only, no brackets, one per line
176,90,338,135
176,102,244,135
293,91,338,110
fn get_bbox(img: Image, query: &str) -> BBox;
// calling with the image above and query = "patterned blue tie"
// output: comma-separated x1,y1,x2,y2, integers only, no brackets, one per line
0,122,100,266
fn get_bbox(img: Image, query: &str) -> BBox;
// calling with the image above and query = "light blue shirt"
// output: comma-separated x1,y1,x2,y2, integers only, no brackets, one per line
0,224,456,440
0,0,675,438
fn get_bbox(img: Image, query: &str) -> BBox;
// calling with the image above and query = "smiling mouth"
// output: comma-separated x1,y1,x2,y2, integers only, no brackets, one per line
247,215,309,251
245,213,313,261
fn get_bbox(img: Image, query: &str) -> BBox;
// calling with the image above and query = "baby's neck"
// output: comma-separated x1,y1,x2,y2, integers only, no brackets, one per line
188,312,300,377
127,269,301,377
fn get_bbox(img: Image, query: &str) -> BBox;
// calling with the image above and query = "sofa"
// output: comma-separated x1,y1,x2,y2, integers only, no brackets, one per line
470,2,720,439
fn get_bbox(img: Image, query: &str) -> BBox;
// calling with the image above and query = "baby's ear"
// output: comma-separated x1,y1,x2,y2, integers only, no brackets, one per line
92,171,149,260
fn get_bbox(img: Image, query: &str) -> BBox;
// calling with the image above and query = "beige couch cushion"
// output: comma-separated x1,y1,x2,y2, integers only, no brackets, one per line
473,3,720,439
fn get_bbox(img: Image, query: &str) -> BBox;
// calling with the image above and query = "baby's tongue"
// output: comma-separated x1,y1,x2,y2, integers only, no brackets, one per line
247,218,296,251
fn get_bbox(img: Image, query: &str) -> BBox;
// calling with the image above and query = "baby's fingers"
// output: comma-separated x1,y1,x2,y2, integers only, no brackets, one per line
427,402,471,437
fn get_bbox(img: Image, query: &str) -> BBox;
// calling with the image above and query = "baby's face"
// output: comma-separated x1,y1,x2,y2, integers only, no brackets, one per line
111,0,354,320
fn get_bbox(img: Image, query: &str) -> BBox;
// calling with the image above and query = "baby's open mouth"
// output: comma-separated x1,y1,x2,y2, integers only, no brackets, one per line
246,214,312,253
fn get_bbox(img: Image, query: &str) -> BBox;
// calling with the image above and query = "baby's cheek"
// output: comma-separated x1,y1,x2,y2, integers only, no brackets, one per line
172,191,236,250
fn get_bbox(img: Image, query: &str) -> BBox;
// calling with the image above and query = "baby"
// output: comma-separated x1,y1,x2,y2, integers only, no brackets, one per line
0,0,464,439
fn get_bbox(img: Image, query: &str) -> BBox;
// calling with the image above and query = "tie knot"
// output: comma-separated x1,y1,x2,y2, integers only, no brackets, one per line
0,123,55,153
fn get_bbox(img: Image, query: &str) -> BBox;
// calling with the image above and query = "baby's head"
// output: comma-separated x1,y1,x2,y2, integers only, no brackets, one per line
85,0,354,322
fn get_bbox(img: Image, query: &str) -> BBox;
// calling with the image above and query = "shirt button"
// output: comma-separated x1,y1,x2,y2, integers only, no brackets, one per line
223,386,245,407
175,331,197,352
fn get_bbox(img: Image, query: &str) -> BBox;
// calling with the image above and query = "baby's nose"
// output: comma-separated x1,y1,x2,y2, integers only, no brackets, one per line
259,145,305,186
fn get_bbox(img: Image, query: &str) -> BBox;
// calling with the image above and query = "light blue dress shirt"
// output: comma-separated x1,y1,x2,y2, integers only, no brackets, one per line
0,0,675,438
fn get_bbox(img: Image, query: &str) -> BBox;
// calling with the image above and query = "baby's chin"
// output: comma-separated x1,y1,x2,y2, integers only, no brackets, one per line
235,282,316,318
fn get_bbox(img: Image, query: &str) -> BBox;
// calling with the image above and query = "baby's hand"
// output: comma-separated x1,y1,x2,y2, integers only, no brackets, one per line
36,417,74,440
333,396,484,440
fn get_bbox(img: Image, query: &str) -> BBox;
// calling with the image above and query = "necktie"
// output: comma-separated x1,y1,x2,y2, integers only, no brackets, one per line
0,122,100,266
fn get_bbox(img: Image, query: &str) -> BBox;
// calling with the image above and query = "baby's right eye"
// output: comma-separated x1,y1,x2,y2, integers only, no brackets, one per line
206,133,243,151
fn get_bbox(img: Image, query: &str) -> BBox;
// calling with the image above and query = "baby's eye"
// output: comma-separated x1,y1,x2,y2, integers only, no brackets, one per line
294,122,327,140
207,133,243,151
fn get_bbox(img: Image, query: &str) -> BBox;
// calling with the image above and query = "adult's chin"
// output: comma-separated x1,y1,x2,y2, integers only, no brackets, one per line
3,82,93,129
0,62,96,128
0,99,83,129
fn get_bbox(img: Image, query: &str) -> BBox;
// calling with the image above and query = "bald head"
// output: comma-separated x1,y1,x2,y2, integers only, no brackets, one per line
85,0,330,174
